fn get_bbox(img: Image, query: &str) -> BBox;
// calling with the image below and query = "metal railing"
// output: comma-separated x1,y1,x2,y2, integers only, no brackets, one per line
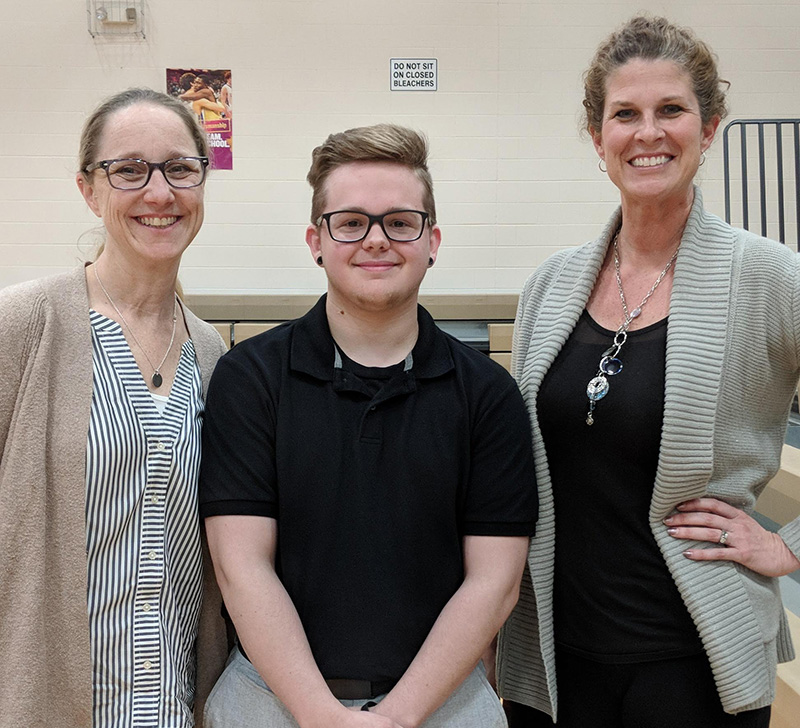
723,118,800,249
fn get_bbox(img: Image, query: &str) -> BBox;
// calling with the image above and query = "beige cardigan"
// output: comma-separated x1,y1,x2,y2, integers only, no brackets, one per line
0,267,230,728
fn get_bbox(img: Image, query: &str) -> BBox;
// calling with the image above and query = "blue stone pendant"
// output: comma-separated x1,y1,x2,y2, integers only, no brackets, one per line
599,356,623,375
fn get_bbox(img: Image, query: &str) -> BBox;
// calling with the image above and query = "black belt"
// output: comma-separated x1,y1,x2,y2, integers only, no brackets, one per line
325,678,396,700
237,645,395,699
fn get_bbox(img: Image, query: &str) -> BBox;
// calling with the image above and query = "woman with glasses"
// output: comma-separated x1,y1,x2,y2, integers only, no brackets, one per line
0,88,229,727
498,16,799,728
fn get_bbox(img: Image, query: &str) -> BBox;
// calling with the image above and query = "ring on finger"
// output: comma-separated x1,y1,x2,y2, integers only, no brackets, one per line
718,529,729,546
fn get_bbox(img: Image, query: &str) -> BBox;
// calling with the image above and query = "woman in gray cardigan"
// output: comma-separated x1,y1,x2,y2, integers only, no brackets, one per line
497,16,800,727
0,89,228,727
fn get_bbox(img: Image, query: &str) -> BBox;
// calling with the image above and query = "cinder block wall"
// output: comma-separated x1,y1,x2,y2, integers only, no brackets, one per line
2,1,799,294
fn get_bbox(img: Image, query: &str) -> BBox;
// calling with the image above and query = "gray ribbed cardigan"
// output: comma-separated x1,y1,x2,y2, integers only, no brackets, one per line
496,189,800,718
0,266,230,728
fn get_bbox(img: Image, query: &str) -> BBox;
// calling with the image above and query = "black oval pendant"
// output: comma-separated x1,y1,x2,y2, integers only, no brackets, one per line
152,371,163,388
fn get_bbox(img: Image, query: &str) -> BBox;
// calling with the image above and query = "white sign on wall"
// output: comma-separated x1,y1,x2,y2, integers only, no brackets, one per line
390,58,438,91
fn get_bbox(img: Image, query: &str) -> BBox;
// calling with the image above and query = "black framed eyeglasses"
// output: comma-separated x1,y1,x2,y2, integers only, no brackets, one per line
318,209,429,243
83,156,209,190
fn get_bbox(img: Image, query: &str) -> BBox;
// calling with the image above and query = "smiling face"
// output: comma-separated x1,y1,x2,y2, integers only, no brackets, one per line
305,161,441,314
591,58,719,209
76,102,205,268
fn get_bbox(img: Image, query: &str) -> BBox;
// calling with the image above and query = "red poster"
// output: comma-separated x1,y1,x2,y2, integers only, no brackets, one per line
167,68,233,170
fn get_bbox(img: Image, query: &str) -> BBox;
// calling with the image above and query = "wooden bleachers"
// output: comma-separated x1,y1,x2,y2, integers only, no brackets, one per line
212,322,283,348
488,322,513,372
769,446,800,728
190,293,521,351
774,609,800,727
211,323,231,348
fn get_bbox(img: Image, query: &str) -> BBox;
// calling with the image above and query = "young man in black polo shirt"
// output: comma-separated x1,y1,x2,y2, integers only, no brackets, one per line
199,124,537,728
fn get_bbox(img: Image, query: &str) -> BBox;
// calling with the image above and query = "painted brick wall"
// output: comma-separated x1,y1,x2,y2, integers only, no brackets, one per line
2,0,798,293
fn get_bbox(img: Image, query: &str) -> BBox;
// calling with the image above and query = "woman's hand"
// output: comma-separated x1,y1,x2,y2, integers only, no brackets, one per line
664,497,800,577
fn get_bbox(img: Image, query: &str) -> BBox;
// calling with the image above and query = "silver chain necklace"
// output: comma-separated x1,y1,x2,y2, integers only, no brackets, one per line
94,264,178,389
584,231,679,425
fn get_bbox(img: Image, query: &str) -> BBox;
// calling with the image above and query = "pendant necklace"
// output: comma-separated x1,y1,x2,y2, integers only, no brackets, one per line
584,231,679,425
94,264,178,389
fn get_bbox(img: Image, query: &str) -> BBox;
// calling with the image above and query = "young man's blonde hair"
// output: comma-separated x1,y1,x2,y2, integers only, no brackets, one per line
307,123,436,225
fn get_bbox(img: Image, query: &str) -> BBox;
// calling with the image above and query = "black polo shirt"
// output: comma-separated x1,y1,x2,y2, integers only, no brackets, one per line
199,296,537,683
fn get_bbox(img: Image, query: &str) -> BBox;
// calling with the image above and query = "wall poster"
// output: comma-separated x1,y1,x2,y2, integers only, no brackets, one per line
167,68,233,170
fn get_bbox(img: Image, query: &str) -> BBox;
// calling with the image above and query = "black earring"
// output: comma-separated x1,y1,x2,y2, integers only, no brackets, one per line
428,257,434,267
316,256,323,266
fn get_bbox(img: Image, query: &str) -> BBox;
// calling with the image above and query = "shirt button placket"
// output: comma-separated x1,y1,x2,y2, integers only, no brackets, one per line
132,435,171,709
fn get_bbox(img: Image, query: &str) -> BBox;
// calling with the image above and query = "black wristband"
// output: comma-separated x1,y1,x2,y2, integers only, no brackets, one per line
361,701,378,712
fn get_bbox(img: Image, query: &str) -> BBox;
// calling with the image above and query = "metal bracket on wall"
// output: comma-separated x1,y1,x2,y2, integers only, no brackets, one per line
86,0,145,39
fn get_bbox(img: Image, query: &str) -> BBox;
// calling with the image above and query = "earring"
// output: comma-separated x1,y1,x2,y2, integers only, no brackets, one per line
316,256,323,266
428,257,434,267
699,151,707,167
598,159,607,173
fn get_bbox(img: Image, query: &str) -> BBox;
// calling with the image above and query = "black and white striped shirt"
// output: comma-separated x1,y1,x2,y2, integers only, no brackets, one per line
86,311,204,728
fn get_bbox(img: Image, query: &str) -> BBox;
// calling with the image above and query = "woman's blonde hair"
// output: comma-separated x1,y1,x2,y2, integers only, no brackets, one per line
78,87,208,176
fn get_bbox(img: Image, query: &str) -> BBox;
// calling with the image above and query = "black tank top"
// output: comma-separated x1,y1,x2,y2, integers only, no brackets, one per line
537,311,703,663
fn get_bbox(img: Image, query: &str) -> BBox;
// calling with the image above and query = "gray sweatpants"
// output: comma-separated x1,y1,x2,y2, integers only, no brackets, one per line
204,647,507,728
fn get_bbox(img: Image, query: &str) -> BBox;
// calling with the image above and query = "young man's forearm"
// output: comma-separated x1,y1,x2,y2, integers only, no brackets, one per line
206,515,404,728
372,535,529,728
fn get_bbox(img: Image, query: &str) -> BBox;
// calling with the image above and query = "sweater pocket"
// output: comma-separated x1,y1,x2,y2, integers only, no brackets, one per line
737,565,783,643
